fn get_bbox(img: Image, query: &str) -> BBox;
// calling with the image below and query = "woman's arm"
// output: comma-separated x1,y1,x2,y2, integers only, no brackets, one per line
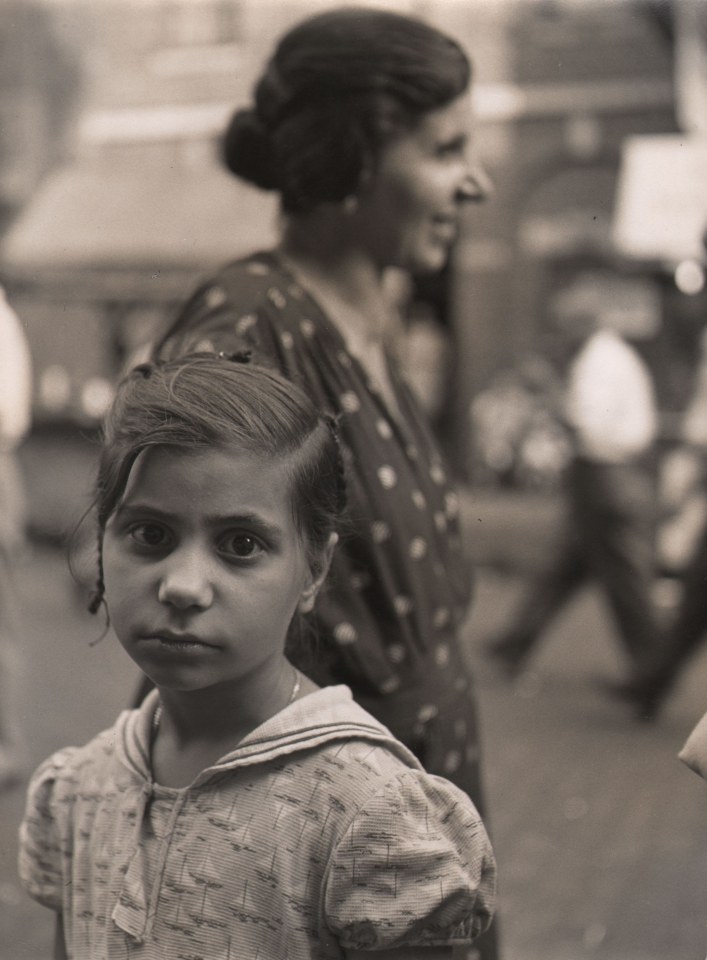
54,914,68,960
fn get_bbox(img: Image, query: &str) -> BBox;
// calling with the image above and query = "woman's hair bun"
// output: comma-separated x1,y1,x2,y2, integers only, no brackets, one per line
221,108,279,191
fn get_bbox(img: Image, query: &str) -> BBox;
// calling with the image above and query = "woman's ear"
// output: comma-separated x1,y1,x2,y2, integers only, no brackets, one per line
299,533,338,613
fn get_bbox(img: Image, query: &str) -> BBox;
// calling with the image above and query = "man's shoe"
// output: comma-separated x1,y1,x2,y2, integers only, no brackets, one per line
602,677,664,722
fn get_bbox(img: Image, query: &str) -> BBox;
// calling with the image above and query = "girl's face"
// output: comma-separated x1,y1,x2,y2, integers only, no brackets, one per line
354,93,491,273
101,445,324,697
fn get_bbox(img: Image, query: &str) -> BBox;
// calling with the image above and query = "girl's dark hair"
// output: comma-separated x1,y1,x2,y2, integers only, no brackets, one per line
88,354,346,618
223,6,471,213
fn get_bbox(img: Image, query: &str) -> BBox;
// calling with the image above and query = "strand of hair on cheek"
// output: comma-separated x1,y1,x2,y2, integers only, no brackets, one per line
87,529,105,615
87,530,110,645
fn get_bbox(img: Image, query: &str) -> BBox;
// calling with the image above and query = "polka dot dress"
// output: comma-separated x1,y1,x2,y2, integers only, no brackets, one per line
156,252,484,806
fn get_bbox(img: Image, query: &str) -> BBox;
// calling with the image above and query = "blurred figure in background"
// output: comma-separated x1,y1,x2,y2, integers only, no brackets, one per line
151,13,499,957
0,286,32,785
484,267,662,700
470,354,571,491
617,313,707,719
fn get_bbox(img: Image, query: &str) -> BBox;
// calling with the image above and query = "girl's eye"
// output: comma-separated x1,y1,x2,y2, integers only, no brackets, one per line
219,533,264,560
129,523,170,548
436,137,466,159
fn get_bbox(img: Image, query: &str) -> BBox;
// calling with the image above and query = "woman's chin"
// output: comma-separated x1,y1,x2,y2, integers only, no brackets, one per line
410,251,449,275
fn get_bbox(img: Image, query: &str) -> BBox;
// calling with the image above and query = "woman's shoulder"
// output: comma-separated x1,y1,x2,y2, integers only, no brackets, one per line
198,251,291,314
157,250,314,361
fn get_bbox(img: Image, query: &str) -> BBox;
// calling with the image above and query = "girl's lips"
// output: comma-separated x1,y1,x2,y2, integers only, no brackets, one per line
144,632,217,649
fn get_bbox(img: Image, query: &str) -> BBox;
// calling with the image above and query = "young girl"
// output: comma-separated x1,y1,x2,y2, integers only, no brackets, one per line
19,354,495,959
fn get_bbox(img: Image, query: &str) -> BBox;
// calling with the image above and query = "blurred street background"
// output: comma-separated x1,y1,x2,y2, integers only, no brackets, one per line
1,0,707,957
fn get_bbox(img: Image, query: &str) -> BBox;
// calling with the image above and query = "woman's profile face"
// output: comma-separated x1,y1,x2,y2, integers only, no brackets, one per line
355,94,490,274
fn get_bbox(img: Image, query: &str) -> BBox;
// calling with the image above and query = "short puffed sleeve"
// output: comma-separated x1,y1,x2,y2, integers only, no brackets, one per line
324,770,496,950
18,748,79,911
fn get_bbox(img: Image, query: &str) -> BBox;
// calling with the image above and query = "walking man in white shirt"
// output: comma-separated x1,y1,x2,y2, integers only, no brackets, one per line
484,267,663,699
617,315,707,718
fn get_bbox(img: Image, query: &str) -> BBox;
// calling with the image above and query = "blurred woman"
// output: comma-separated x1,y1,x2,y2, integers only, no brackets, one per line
153,11,496,952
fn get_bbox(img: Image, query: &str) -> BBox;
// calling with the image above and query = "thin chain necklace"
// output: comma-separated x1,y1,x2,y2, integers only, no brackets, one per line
152,667,302,733
288,667,302,705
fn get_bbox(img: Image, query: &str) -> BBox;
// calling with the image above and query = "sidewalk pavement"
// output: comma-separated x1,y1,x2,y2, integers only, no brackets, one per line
1,432,705,960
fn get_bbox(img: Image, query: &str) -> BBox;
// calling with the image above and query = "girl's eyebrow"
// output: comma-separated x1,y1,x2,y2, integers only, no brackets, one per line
213,513,284,543
113,503,283,540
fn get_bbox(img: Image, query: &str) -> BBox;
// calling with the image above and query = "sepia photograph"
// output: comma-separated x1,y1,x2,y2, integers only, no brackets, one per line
1,1,706,958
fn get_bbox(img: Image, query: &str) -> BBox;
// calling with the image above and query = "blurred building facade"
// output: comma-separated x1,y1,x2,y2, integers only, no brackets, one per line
1,0,704,479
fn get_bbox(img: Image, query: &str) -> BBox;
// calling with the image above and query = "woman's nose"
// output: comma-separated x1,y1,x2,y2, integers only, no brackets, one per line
157,550,214,610
458,162,493,203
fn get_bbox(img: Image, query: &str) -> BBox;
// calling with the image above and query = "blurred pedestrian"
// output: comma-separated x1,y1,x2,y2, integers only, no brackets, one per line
0,285,32,786
615,319,707,719
152,9,499,957
19,354,497,959
484,267,663,690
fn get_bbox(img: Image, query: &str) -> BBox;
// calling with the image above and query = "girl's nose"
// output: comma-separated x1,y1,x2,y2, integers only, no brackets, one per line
157,551,214,610
457,163,493,203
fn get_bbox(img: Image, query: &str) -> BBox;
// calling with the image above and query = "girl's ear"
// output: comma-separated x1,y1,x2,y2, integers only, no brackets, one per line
299,533,338,613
